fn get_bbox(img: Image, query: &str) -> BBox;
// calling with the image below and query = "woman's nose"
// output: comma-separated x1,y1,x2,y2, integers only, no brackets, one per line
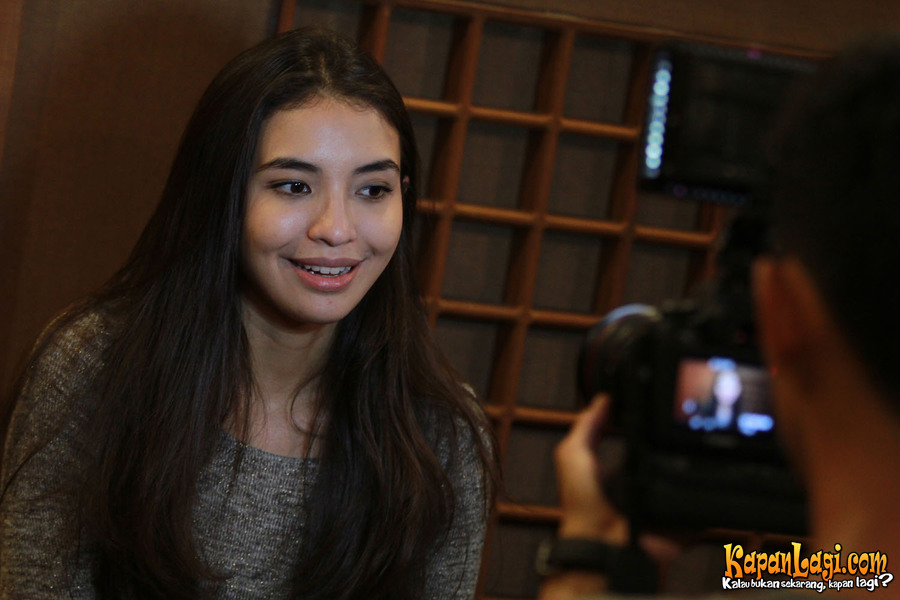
307,193,357,246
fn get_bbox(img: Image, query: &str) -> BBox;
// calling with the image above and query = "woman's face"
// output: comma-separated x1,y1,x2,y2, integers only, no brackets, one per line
240,98,404,330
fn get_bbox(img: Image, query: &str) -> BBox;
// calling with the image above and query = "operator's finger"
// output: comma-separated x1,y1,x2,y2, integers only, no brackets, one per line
566,393,610,448
638,533,684,564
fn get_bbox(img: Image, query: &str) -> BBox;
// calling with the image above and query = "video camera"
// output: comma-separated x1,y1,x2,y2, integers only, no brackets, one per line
576,43,812,536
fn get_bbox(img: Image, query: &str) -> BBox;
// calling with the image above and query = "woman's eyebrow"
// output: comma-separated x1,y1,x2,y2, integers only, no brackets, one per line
255,158,400,176
256,157,319,173
354,159,400,176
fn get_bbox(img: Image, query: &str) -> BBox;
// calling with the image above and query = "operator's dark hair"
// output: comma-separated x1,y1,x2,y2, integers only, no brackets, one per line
4,27,498,599
768,33,900,407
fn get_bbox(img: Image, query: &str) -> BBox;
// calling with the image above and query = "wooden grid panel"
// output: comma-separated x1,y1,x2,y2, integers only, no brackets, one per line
278,1,812,597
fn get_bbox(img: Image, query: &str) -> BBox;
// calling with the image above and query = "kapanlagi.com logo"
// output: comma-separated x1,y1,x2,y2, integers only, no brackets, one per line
722,542,893,593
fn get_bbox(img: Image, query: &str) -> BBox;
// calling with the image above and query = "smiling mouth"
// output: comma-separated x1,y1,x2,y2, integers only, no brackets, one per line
290,261,354,277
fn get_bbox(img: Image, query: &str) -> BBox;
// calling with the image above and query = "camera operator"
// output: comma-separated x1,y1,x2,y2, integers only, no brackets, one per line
539,34,900,599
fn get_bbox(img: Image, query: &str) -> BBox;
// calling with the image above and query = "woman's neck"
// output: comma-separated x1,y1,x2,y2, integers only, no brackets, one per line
237,301,337,457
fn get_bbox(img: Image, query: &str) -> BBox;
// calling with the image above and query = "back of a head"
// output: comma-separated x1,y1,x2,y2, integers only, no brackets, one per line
769,34,900,408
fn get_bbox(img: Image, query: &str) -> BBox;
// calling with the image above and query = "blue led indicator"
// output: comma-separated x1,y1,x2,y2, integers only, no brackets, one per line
643,59,673,178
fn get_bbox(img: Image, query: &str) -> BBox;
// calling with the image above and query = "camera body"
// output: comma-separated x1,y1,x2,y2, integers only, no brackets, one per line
579,275,807,536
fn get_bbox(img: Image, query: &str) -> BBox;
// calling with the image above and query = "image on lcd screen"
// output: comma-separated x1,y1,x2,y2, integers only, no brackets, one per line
673,357,774,436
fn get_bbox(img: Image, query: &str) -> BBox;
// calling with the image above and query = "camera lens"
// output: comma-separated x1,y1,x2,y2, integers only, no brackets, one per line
578,304,662,403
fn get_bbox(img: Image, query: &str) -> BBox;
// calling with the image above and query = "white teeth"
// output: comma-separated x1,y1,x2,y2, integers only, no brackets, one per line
301,265,352,277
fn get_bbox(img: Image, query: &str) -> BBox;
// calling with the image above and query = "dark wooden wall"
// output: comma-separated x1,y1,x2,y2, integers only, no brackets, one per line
0,1,274,391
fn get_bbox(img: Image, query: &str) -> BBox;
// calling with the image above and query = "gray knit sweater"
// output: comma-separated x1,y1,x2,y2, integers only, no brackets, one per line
0,312,488,599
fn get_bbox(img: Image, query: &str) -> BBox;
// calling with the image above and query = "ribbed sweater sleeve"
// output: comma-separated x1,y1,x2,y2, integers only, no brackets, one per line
0,313,106,599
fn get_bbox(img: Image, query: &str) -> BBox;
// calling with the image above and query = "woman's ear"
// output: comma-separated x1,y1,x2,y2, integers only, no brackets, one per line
401,176,410,194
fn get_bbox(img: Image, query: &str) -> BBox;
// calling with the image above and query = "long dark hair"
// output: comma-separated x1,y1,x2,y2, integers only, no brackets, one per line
10,28,497,599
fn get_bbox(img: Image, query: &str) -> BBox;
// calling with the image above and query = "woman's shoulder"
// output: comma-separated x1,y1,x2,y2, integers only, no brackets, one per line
26,308,113,393
4,308,114,459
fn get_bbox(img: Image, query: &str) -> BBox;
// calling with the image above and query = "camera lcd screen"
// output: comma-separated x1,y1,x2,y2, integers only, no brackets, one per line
672,356,774,437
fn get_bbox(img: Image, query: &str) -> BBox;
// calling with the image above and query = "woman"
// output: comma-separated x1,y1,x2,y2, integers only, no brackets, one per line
0,27,498,599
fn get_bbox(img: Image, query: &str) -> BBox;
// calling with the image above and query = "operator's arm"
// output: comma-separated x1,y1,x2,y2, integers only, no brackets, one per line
537,396,627,600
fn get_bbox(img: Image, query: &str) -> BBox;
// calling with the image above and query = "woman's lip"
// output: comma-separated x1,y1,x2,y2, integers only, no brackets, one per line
290,257,361,268
288,259,359,292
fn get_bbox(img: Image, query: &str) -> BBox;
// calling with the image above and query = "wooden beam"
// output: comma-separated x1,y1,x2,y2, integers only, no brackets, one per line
0,0,24,170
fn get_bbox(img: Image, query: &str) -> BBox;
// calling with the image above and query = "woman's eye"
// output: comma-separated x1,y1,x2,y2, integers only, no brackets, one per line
272,181,311,195
359,185,392,200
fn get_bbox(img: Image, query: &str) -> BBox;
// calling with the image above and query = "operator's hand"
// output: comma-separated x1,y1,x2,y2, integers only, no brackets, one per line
540,395,683,600
554,394,628,544
554,394,684,560
539,395,629,600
